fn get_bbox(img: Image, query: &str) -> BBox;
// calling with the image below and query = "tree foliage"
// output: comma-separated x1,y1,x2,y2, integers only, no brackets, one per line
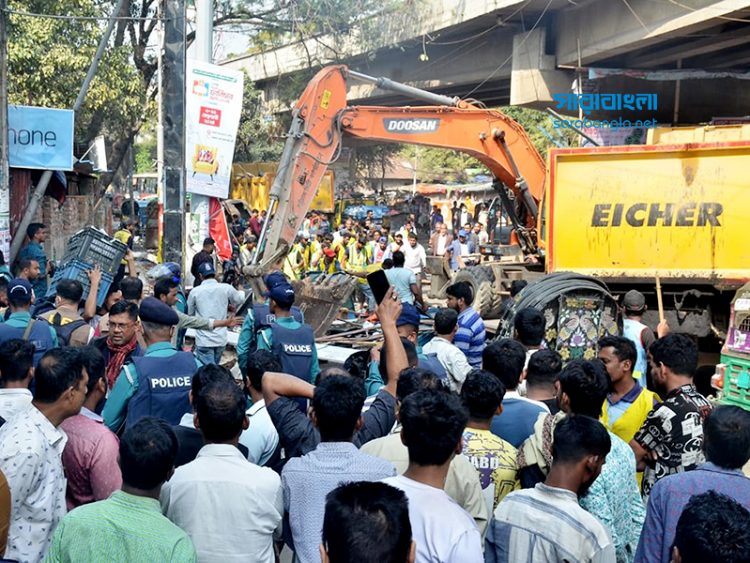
233,75,284,162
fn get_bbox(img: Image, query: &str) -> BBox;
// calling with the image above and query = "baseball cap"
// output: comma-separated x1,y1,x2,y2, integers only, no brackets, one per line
198,262,215,277
378,236,387,243
8,278,32,304
458,229,468,237
268,281,295,308
622,290,646,311
396,302,420,329
394,232,403,238
263,271,288,292
298,230,310,239
323,248,336,258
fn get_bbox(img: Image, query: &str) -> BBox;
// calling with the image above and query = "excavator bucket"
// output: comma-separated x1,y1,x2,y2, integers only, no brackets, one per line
290,273,359,338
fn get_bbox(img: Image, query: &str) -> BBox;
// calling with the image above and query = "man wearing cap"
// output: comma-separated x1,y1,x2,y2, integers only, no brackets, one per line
257,280,319,393
446,230,475,271
389,232,405,256
187,261,244,365
0,279,58,367
372,236,390,263
102,297,203,433
622,290,669,387
318,247,342,274
235,271,305,373
190,237,215,286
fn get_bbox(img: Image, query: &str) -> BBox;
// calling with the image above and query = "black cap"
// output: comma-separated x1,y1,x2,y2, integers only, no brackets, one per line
139,296,179,326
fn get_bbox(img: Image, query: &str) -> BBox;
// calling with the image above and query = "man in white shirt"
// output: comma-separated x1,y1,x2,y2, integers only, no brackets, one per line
422,308,472,393
0,339,35,421
429,223,452,256
239,350,281,468
383,389,483,563
487,415,616,563
402,233,426,277
161,380,283,563
187,262,245,365
0,347,88,563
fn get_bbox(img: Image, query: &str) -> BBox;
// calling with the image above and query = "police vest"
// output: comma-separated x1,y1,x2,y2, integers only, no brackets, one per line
418,352,449,383
253,303,304,332
270,322,315,382
623,319,649,386
0,319,56,367
124,351,196,430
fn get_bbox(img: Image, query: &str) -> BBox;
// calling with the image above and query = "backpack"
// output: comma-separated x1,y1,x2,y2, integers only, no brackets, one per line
49,312,88,346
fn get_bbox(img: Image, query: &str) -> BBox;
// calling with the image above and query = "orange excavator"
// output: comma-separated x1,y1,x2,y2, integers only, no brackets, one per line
249,64,547,272
242,64,549,325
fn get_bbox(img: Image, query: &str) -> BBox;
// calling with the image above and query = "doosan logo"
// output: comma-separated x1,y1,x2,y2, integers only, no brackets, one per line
383,118,440,134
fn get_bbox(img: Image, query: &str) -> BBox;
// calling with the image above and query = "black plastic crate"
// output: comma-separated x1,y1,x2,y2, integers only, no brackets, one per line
63,227,127,275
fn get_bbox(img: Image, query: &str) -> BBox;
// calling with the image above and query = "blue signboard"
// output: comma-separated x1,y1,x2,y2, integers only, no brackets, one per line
8,105,74,170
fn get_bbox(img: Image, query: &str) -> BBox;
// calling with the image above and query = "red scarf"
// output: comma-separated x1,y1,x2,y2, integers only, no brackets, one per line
105,337,138,387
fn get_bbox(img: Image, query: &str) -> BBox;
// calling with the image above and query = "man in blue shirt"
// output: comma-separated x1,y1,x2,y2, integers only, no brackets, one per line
635,405,750,563
446,281,485,368
483,339,548,448
18,223,49,298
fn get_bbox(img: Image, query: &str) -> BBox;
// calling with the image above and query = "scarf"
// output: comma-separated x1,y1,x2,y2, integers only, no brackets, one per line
517,411,567,475
105,337,138,387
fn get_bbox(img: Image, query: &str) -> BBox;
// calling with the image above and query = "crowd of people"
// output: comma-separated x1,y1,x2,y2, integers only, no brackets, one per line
0,209,747,563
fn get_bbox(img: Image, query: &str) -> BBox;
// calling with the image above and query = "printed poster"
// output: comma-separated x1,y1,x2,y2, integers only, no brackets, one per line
185,61,244,198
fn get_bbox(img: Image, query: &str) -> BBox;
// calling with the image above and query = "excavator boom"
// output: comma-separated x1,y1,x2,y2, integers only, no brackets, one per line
255,65,546,267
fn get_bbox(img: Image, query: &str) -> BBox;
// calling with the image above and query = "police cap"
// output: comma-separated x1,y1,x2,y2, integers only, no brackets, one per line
139,296,179,326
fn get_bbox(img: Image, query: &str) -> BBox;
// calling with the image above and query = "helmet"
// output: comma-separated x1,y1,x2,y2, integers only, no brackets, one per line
146,262,182,284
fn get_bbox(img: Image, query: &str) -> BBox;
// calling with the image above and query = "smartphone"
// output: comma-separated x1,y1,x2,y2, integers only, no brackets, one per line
367,269,390,305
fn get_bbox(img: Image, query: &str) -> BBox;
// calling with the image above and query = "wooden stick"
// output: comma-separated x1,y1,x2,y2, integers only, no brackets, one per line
655,275,665,322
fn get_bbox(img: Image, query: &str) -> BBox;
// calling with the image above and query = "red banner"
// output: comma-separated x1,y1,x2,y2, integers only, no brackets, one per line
208,197,232,261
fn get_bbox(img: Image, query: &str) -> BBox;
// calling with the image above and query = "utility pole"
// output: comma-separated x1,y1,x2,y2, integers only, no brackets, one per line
8,0,128,263
161,0,187,265
0,0,9,260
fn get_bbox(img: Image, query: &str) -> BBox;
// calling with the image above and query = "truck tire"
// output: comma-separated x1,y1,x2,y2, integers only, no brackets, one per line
453,267,498,319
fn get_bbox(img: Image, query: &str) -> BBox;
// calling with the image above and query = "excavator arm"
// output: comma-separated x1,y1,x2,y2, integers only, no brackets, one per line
252,64,546,272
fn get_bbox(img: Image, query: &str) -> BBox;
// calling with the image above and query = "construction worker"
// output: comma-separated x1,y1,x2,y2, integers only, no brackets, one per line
346,236,375,313
0,279,58,367
318,248,342,274
102,297,202,433
332,230,352,267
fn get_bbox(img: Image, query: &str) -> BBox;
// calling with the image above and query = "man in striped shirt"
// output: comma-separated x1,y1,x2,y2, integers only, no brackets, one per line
487,415,616,563
446,282,486,368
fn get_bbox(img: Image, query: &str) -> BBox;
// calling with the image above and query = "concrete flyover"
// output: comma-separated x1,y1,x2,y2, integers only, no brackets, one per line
222,0,750,124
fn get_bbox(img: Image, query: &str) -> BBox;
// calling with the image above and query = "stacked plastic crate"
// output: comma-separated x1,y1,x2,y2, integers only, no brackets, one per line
45,227,128,307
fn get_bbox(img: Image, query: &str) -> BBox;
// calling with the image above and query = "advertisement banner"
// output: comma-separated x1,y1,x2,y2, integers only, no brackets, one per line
185,61,244,199
8,105,74,170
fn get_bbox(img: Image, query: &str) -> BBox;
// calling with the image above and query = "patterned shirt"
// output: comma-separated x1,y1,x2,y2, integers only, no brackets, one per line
0,403,68,563
0,388,32,421
487,483,616,563
454,306,486,368
462,428,517,511
281,441,395,563
635,462,750,563
633,384,712,498
580,432,645,563
46,490,196,562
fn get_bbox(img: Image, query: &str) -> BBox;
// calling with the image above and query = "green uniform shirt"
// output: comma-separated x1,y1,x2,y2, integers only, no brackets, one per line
5,311,59,346
258,316,320,383
102,342,202,432
45,490,196,562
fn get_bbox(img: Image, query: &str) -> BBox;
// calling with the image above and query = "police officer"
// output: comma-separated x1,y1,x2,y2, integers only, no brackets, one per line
102,297,202,433
235,271,304,372
259,280,319,385
0,278,58,367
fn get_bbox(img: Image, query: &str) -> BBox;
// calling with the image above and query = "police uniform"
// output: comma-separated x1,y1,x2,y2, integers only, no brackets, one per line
0,279,58,367
102,297,202,433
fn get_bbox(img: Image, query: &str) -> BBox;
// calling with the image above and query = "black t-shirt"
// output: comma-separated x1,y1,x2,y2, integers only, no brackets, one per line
172,424,249,467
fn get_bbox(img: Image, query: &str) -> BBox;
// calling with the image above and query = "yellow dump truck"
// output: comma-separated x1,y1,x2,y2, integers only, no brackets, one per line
231,162,335,213
545,134,750,339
